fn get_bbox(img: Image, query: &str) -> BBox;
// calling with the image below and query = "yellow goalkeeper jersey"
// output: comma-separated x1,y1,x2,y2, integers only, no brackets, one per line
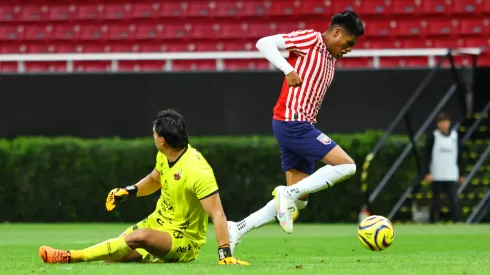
153,145,218,248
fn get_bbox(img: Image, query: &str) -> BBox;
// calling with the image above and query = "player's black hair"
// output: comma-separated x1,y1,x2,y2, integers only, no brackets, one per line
437,112,451,122
330,11,364,36
153,109,189,149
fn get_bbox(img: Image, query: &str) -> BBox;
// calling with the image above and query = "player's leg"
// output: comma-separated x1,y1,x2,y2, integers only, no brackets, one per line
228,143,309,253
40,228,172,264
446,181,462,223
429,181,443,223
274,126,356,233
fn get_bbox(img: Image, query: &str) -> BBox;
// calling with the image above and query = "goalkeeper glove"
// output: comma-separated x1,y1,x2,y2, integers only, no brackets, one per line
217,245,250,265
105,185,138,211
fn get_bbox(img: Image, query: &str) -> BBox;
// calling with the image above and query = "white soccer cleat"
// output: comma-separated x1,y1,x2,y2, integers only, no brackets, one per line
227,221,242,255
273,186,296,234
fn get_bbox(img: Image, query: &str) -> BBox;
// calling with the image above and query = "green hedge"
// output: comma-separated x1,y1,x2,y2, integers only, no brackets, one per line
0,132,423,223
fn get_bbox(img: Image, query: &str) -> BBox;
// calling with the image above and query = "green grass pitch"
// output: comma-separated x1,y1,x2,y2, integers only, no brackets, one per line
1,223,490,274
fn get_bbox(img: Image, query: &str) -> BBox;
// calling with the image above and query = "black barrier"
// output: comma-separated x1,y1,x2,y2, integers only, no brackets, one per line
0,69,463,138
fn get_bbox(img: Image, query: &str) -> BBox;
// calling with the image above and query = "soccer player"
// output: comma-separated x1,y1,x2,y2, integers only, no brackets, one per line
228,11,364,253
39,109,249,265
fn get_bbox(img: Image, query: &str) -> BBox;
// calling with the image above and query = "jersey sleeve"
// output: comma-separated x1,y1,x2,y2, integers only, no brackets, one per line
190,168,219,200
282,30,319,53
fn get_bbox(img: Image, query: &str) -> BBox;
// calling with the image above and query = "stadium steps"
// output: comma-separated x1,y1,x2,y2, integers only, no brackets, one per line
394,114,490,223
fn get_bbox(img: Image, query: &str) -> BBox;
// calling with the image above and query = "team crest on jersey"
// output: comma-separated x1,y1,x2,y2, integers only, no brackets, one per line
173,171,182,180
317,133,331,145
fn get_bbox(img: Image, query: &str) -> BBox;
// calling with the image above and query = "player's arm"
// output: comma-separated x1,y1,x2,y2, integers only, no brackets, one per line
105,169,161,211
256,34,295,75
200,192,249,265
193,170,249,265
256,30,318,87
134,168,161,196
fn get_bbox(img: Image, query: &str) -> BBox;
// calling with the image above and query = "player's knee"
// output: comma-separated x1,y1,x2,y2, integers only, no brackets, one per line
125,229,151,249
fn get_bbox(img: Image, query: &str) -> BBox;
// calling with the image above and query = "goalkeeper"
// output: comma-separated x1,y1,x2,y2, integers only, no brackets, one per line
39,109,249,266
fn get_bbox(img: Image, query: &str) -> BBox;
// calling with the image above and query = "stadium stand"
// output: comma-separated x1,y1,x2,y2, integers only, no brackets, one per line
0,0,489,72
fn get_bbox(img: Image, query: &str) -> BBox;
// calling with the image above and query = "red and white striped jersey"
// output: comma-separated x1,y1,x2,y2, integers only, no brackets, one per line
273,30,336,124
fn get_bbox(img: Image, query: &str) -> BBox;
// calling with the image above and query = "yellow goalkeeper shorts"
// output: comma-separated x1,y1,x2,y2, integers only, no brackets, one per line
120,214,200,263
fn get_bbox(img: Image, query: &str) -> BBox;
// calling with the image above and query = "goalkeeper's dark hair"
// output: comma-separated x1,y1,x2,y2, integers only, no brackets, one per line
153,109,189,149
330,11,364,36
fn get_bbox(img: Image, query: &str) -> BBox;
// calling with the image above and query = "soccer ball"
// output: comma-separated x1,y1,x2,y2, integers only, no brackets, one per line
357,215,395,251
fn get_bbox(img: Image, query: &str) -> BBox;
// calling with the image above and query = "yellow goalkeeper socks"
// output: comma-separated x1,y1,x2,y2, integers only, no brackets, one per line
70,235,132,262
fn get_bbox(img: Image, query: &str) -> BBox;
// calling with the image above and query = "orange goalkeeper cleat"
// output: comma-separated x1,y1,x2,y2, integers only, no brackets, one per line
39,246,71,264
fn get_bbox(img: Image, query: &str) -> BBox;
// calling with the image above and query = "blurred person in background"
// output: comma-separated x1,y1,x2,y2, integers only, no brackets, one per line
424,112,464,223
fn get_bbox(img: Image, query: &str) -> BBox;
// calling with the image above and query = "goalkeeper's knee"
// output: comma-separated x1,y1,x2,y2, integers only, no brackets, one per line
295,200,308,210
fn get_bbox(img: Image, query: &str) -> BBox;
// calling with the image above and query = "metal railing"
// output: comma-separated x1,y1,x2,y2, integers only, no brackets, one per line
361,49,482,214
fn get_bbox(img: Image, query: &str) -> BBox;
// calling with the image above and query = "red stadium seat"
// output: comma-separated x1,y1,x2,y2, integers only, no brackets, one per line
427,19,459,36
0,62,19,73
363,20,393,37
219,23,247,38
137,42,167,52
48,4,74,21
24,24,52,41
433,38,465,49
54,43,79,53
74,61,112,72
332,0,355,14
135,23,164,40
77,43,111,53
18,4,48,22
118,60,166,72
422,0,452,14
192,41,222,51
24,61,67,72
460,19,490,35
396,20,427,37
75,4,103,20
26,43,56,53
0,25,23,40
336,58,374,69
360,39,403,49
109,43,139,53
187,1,214,17
52,24,79,40
106,24,135,40
248,22,276,38
214,1,240,17
189,22,220,39
172,60,217,71
240,1,270,17
356,0,393,15
379,56,429,68
162,23,188,39
270,0,301,16
453,0,484,14
222,40,256,51
102,3,131,20
392,0,421,15
0,43,26,53
223,59,270,71
131,2,160,19
464,37,490,48
166,42,191,52
301,0,332,15
403,39,435,48
79,24,106,40
0,5,20,22
161,2,186,17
